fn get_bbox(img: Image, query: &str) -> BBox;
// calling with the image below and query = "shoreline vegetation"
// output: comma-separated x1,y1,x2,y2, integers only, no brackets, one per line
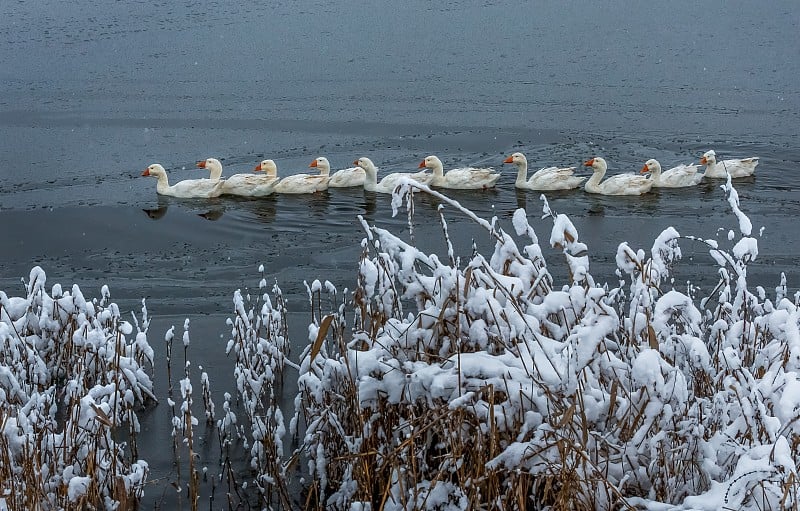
1,178,798,510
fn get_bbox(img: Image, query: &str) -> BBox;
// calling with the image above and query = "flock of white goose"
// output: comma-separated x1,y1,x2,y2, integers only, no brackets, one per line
141,149,758,199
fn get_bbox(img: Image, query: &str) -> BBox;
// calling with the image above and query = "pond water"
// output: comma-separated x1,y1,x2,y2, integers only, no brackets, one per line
1,0,798,506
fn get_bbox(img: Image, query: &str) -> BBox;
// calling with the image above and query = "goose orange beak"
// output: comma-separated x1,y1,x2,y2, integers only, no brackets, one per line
309,160,318,168
253,164,262,171
353,160,359,165
142,168,150,176
583,158,595,166
640,164,649,174
418,160,426,169
699,156,707,165
503,156,514,164
196,160,206,168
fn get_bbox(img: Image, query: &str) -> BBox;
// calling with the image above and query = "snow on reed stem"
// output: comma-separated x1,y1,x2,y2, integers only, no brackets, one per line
222,268,293,508
0,270,154,509
182,320,200,510
286,178,800,510
162,319,220,510
2,177,799,510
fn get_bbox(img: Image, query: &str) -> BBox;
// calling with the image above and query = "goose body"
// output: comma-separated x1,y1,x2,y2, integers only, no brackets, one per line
699,150,758,178
198,157,279,197
583,157,653,196
420,155,500,189
354,157,431,193
503,152,584,190
312,157,365,187
255,160,328,194
142,164,225,198
640,159,702,188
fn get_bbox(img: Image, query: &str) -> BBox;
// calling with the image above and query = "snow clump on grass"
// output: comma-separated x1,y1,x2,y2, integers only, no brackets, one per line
2,175,799,510
286,177,800,510
0,270,155,509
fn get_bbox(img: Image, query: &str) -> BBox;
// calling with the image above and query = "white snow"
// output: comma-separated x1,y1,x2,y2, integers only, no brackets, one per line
0,268,155,508
2,179,798,510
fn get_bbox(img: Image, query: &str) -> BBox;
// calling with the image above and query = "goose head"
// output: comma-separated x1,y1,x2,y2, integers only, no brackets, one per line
196,157,223,179
640,159,661,175
503,152,527,167
254,159,278,177
699,150,716,166
354,157,378,175
310,157,331,176
142,163,167,178
419,155,444,174
583,157,608,173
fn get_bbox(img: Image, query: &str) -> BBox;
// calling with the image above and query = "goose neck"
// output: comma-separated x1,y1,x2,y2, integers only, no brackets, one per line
363,164,378,191
154,172,171,194
514,161,528,186
585,167,605,192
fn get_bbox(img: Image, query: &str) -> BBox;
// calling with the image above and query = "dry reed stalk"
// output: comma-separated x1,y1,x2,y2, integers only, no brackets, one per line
4,179,799,510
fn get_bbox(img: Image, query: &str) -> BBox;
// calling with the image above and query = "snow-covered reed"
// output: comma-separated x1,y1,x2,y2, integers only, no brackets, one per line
0,271,155,509
287,176,800,510
221,268,293,508
2,176,798,510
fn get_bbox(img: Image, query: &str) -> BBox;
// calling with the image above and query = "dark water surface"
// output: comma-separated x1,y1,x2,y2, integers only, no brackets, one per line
1,0,799,506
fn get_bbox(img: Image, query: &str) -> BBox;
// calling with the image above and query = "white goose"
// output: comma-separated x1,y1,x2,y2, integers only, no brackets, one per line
310,157,365,187
354,157,431,193
142,164,225,198
198,157,279,197
503,152,584,191
583,157,653,196
640,159,702,188
420,155,500,189
699,150,758,178
254,159,328,194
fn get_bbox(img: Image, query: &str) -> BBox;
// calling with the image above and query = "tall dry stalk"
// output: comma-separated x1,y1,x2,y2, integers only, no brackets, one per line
0,269,154,509
285,179,800,510
220,273,293,508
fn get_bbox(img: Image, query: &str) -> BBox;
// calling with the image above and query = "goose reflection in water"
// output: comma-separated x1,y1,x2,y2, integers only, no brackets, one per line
141,195,226,221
